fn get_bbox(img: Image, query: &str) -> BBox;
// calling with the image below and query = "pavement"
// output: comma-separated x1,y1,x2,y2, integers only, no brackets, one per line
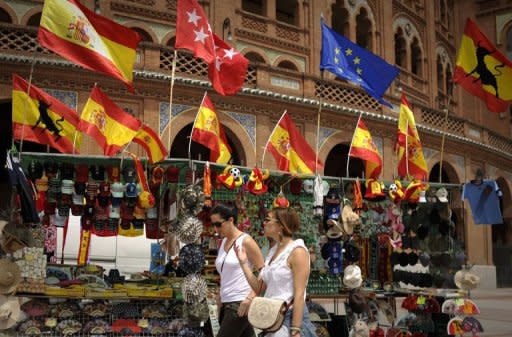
469,288,512,337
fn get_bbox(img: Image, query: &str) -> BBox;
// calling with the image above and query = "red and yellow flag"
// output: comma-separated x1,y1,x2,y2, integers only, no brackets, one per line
80,86,141,156
133,124,167,164
349,118,382,179
12,74,82,153
396,95,428,180
453,18,512,112
38,0,141,92
191,93,231,164
266,111,323,174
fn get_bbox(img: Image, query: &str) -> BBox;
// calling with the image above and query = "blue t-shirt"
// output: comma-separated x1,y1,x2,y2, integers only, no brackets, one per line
462,180,503,225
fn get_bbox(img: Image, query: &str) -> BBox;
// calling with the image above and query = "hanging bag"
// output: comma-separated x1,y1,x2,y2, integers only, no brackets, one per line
247,297,290,332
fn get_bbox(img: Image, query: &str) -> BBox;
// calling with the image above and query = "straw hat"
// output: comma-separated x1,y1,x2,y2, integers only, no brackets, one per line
341,205,360,235
0,220,7,238
0,260,21,295
454,270,480,290
0,295,21,330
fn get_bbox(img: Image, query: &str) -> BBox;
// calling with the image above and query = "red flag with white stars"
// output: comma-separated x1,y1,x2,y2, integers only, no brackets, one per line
175,0,215,64
208,34,249,96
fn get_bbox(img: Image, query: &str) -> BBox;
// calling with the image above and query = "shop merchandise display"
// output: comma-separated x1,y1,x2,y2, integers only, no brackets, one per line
0,153,479,337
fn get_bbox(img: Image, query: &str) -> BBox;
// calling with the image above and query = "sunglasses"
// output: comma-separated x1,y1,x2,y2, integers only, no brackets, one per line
212,220,225,228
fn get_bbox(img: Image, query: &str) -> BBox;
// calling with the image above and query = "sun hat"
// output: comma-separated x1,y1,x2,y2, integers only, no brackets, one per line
326,219,343,240
343,265,362,289
454,270,480,290
179,244,205,275
0,295,21,330
436,187,449,203
182,274,207,304
0,259,21,294
342,205,360,235
177,216,203,244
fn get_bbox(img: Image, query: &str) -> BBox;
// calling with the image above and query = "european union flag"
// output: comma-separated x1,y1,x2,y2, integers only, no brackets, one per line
320,20,399,108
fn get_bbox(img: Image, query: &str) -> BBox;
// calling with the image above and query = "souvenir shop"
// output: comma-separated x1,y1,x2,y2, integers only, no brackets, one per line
0,152,486,337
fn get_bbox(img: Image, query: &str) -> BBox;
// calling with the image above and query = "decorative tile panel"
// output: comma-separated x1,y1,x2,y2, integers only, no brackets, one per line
373,136,383,157
225,111,256,147
452,154,465,181
319,127,340,149
44,89,78,110
159,102,191,134
423,147,438,161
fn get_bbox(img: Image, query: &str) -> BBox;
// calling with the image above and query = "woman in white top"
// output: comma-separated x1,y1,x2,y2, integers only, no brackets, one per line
212,204,265,337
236,207,317,337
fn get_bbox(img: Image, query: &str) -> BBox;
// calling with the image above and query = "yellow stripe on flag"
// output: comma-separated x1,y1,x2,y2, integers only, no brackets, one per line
269,125,314,174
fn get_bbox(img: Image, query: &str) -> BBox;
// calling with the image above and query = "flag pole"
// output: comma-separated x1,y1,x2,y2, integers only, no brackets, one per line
188,91,208,165
18,56,37,158
346,111,363,178
315,71,324,175
261,110,287,168
166,50,178,155
405,118,409,179
438,95,452,183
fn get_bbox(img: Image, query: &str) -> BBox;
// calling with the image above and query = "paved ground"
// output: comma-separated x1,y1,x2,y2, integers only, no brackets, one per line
470,288,512,337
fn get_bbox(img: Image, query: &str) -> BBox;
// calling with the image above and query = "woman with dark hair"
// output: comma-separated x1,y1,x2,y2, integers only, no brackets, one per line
212,204,265,337
235,207,317,337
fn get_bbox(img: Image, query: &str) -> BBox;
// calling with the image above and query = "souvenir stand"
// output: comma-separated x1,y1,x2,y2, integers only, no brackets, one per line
0,152,483,337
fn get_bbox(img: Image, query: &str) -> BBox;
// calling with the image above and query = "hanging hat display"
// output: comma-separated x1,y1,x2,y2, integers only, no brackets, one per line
246,167,269,195
179,184,205,216
0,295,21,330
216,165,243,190
454,269,480,290
388,180,405,203
404,180,429,203
364,178,385,200
0,260,21,295
273,191,289,208
341,205,360,235
177,215,203,244
181,274,208,304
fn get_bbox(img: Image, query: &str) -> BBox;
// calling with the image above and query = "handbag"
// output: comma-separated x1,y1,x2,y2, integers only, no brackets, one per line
247,297,289,332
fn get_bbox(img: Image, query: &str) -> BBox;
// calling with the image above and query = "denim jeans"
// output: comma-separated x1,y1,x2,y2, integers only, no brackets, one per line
283,306,318,337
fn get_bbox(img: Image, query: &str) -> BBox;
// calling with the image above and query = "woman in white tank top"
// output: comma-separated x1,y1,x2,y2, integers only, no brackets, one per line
236,207,318,337
212,204,265,337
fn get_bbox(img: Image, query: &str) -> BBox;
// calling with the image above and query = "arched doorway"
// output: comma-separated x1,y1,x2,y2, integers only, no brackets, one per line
170,123,245,165
493,177,512,287
324,144,364,178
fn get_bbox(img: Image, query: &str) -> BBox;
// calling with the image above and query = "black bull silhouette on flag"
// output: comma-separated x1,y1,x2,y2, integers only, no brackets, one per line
32,100,65,141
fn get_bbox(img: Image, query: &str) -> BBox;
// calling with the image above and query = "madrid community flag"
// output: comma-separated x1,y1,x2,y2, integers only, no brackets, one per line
175,0,216,64
12,74,82,153
38,0,141,92
396,95,428,180
80,86,141,156
209,34,249,96
133,124,167,164
349,118,382,179
266,111,323,174
191,93,231,164
453,18,512,113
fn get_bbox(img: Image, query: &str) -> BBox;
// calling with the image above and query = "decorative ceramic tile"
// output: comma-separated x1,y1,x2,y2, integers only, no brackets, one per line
423,147,438,161
44,89,78,110
159,103,191,134
319,127,340,149
452,154,465,180
225,111,256,147
487,164,498,179
373,136,383,157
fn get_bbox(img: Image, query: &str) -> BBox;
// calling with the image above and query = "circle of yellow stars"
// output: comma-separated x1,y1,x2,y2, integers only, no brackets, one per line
334,47,364,82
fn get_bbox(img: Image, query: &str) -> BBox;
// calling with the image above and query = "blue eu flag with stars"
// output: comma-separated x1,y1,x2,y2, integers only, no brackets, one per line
320,19,399,108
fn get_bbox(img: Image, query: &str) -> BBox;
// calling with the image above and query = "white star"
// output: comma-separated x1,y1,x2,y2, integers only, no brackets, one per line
187,9,201,26
207,23,212,33
215,56,223,71
194,27,209,44
223,48,238,60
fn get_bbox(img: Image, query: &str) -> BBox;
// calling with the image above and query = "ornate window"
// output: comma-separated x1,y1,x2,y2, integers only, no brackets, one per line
395,28,407,68
410,37,422,76
0,8,12,23
445,64,453,97
242,0,264,16
276,0,298,26
439,0,446,25
26,12,41,27
356,7,372,50
437,56,444,93
331,0,349,37
245,51,266,64
132,28,153,43
277,60,298,71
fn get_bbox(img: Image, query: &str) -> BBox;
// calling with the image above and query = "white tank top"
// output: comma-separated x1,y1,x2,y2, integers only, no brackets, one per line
261,239,309,304
215,233,252,303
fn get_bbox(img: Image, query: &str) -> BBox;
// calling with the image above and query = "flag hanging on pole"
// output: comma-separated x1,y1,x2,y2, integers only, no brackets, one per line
80,86,141,156
133,124,167,164
265,111,323,174
38,0,141,92
453,18,512,113
12,74,82,153
320,19,399,108
191,93,231,164
349,118,382,179
396,95,428,180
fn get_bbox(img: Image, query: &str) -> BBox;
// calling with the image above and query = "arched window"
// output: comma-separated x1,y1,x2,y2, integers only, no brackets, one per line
446,65,453,97
411,37,422,76
277,60,298,71
446,0,454,30
276,0,298,26
242,0,264,16
439,0,446,25
324,144,364,178
394,28,406,68
356,8,372,50
437,56,444,93
132,27,153,43
507,26,512,60
26,12,41,27
0,8,12,23
167,36,176,48
245,51,265,64
332,0,349,37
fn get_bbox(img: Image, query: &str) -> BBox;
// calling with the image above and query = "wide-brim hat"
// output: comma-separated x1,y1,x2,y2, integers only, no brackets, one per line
349,290,368,314
326,219,343,240
182,274,207,304
454,270,480,290
341,205,359,235
0,295,21,330
0,259,21,295
344,240,361,263
343,265,362,289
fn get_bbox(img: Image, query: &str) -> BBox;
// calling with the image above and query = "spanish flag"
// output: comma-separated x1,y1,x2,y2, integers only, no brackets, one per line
349,118,382,179
12,74,82,153
38,0,141,92
453,18,512,112
396,95,428,180
80,86,141,156
191,93,231,164
133,124,167,164
266,111,323,174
